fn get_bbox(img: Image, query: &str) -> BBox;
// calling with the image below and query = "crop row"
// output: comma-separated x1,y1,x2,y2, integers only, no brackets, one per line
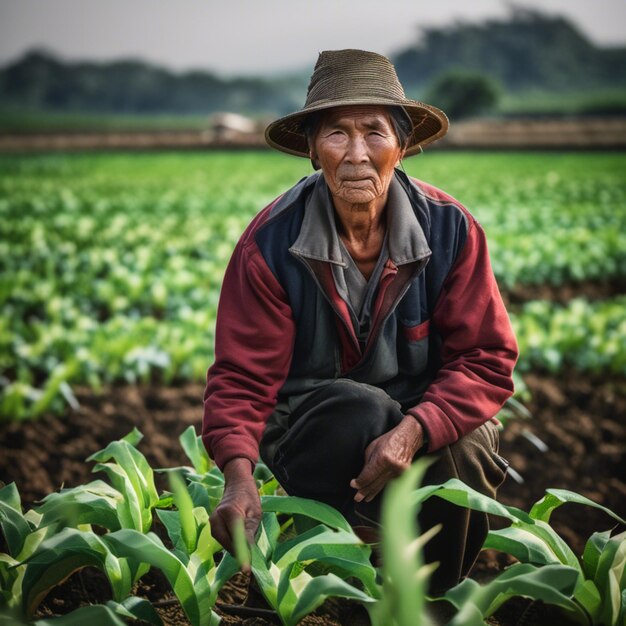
2,295,625,420
1,427,624,626
1,152,625,418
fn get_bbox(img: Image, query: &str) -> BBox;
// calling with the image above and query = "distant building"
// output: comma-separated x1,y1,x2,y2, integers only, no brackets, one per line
204,112,261,143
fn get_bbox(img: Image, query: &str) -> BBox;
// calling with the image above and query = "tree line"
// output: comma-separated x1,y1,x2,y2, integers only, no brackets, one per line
1,7,624,118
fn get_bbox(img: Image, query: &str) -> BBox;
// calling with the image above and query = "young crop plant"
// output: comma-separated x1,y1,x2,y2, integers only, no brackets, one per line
409,481,626,625
236,495,378,626
369,458,437,626
0,426,382,625
102,471,235,626
3,152,626,421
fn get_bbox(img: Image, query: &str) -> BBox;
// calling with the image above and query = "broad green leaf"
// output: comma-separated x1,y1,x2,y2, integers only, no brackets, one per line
0,500,31,558
16,525,49,562
484,526,561,565
519,519,581,570
0,483,22,513
594,530,626,626
21,528,131,616
250,543,280,610
259,477,280,496
444,563,588,626
208,552,240,606
256,512,281,561
122,427,144,448
582,529,612,580
179,426,210,475
0,552,21,610
275,561,302,623
103,529,218,626
36,481,122,531
530,489,626,525
572,579,602,623
261,496,353,533
413,478,532,524
187,482,212,511
155,509,187,563
274,527,363,569
169,472,197,555
91,462,142,530
33,603,128,626
192,521,221,587
88,435,158,532
293,541,378,598
291,573,374,625
106,596,163,626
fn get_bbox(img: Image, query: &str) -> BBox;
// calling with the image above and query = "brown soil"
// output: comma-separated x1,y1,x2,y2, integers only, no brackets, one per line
1,373,625,625
501,277,626,307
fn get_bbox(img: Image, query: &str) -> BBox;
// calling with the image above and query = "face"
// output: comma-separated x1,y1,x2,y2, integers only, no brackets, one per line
310,106,405,209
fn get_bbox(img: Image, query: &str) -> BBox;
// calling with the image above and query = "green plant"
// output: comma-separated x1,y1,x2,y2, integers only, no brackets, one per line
2,152,626,420
411,481,626,625
0,427,384,625
243,496,378,626
369,459,437,626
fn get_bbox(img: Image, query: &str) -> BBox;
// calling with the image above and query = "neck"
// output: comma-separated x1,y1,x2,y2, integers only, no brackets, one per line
332,194,388,279
332,194,388,247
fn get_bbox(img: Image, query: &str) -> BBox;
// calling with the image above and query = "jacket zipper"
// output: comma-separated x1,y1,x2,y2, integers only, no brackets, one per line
289,251,361,357
348,258,430,375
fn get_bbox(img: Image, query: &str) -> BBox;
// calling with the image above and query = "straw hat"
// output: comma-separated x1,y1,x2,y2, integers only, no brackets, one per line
265,49,449,158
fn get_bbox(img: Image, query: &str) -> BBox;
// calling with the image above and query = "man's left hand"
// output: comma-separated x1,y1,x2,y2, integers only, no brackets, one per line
350,415,425,503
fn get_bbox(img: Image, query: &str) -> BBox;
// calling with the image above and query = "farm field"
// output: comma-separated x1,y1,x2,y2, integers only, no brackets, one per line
1,151,625,626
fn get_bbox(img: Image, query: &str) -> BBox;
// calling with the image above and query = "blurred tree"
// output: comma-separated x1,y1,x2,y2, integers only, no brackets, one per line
394,6,626,93
426,70,501,119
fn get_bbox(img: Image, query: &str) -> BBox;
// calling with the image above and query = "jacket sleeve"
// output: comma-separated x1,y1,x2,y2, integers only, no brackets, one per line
202,239,295,470
406,217,519,452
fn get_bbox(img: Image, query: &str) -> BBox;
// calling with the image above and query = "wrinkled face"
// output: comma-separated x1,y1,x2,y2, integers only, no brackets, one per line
310,105,405,208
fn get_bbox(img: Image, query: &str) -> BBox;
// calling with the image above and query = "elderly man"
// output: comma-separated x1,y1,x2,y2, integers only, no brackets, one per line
202,49,518,592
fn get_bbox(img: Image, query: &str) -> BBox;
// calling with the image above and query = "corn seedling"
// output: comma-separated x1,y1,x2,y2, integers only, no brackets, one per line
410,480,626,625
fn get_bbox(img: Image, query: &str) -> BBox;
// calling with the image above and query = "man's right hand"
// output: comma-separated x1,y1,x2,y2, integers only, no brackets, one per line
209,457,262,562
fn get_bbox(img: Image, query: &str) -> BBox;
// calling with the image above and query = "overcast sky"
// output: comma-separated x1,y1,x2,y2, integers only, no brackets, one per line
1,0,625,76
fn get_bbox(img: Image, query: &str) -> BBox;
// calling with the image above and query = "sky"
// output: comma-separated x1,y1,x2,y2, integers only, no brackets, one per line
1,0,625,76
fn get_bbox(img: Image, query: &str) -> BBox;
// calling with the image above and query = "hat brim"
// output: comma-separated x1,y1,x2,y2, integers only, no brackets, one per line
265,98,449,158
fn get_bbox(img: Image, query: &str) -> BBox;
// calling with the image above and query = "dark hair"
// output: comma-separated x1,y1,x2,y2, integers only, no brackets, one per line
303,105,413,163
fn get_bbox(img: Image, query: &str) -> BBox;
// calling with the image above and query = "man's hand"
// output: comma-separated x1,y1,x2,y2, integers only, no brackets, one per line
350,416,425,503
209,458,262,566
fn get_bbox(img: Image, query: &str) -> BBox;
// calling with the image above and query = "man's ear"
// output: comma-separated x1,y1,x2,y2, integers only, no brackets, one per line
309,148,321,171
396,147,407,167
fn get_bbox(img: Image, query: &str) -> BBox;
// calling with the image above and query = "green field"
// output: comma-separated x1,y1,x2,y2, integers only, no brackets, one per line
2,150,626,625
1,151,625,418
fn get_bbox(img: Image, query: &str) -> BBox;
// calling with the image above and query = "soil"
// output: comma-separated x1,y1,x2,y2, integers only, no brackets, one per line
502,277,626,307
1,372,625,626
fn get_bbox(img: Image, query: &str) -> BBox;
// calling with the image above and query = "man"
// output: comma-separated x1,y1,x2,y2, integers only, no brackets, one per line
202,49,518,592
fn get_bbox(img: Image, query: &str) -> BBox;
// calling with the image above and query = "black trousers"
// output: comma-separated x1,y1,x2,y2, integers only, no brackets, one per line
259,378,508,593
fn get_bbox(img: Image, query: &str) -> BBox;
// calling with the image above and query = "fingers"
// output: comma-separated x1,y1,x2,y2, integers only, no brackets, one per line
351,441,410,503
209,481,262,567
209,517,233,555
209,505,239,555
351,471,390,502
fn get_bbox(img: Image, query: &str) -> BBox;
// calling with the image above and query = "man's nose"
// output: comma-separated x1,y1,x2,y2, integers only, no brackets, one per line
345,135,369,163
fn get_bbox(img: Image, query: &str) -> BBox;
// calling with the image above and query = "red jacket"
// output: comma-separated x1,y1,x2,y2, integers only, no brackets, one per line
203,171,518,470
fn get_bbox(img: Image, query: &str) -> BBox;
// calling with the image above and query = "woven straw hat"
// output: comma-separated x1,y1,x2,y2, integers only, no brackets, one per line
265,49,449,158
